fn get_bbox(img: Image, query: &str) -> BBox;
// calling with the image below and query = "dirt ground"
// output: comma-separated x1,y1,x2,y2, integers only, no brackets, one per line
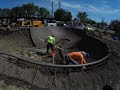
0,80,29,90
0,28,44,61
0,27,120,90
0,28,41,90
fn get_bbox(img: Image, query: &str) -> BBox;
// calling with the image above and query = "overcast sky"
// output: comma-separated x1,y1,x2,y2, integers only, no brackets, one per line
0,0,120,23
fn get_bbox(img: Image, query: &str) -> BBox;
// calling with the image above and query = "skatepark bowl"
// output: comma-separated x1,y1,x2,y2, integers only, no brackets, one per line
0,26,110,70
0,26,110,89
30,26,110,69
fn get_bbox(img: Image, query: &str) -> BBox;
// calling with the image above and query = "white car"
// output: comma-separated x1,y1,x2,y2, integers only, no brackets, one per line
47,20,57,26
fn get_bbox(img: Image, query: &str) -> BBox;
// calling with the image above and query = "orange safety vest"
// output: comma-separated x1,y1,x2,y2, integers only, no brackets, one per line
68,52,86,64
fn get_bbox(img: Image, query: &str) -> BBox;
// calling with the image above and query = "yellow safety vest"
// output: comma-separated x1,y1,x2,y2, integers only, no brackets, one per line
47,36,55,44
87,27,93,32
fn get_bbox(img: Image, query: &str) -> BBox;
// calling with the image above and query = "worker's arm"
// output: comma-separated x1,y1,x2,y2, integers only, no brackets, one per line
82,58,87,64
79,55,87,64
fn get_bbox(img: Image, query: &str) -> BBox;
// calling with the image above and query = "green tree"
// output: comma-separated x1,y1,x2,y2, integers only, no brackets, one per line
77,12,88,24
109,20,120,35
22,3,39,17
0,8,2,17
87,19,96,25
64,12,72,21
97,18,108,29
54,9,72,21
100,18,108,26
11,3,39,17
11,6,23,17
109,20,120,31
38,7,50,18
0,8,11,17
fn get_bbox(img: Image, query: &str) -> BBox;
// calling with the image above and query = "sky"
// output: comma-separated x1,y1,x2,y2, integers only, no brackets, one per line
0,0,120,23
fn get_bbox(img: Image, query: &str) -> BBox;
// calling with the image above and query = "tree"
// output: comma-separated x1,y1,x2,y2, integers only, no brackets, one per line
77,12,88,24
100,18,108,26
109,20,120,31
97,18,108,29
11,6,23,17
73,18,79,26
54,9,72,21
54,9,65,21
38,7,50,18
22,3,39,17
87,19,97,25
64,12,72,21
0,8,2,17
11,3,39,17
109,20,120,35
0,8,11,17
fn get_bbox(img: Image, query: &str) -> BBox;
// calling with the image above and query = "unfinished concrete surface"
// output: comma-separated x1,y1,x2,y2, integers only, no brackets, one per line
0,28,41,90
30,26,81,48
30,26,82,64
30,26,109,67
0,28,34,52
0,26,119,90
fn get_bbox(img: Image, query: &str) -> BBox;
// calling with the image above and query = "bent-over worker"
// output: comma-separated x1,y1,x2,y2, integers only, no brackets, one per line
66,51,90,64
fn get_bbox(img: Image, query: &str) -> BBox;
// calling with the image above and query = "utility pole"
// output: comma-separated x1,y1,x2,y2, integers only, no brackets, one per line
58,1,61,9
51,1,54,17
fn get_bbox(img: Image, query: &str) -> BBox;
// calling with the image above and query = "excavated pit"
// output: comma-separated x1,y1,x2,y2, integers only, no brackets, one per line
0,26,119,90
30,26,110,68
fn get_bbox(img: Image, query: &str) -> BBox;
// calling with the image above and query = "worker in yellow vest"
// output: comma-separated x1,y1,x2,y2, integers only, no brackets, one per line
45,35,55,54
85,24,95,36
86,26,94,32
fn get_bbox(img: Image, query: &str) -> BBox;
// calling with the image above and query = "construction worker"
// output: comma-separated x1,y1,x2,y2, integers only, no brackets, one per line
85,24,95,36
45,35,55,55
86,24,94,32
65,51,90,64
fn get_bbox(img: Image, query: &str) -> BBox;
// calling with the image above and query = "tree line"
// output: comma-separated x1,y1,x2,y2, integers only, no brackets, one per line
0,3,120,33
0,3,50,18
0,3,102,23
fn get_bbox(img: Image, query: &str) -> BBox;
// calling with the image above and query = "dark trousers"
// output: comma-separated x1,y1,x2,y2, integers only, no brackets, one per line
64,55,71,64
47,43,54,54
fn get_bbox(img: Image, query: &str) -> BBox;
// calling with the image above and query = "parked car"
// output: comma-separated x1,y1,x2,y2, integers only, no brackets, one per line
47,20,57,26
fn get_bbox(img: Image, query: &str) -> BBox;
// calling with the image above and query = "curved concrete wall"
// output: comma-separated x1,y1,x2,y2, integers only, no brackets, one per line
30,26,110,68
30,27,80,48
70,28,110,60
0,27,111,89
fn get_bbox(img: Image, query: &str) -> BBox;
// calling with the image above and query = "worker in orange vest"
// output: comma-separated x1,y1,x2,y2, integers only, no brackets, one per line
65,51,90,64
